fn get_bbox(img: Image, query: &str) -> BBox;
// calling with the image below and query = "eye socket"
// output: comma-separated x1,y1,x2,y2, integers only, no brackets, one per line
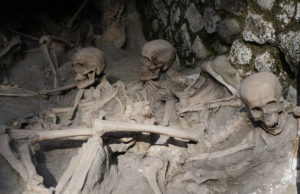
264,101,279,113
250,107,263,118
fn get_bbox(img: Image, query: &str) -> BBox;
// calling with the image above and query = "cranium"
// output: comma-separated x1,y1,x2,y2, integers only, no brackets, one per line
72,47,106,89
239,72,287,135
140,39,176,81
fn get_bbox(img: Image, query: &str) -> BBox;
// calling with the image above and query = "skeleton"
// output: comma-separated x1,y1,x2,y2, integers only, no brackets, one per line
178,72,298,193
167,55,241,133
68,47,106,122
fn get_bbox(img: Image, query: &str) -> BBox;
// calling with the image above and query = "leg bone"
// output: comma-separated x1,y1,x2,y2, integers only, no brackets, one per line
143,159,163,194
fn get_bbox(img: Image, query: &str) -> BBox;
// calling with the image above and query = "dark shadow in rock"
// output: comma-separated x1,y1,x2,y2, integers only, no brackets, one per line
36,151,57,188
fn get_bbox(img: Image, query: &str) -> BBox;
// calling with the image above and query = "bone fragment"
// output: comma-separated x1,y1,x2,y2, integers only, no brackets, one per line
0,83,77,97
10,127,93,144
0,134,28,181
40,43,60,88
18,143,52,194
161,100,175,126
8,27,73,48
18,143,40,180
56,135,106,194
143,159,163,194
69,89,85,120
202,59,239,97
61,136,101,194
187,140,253,162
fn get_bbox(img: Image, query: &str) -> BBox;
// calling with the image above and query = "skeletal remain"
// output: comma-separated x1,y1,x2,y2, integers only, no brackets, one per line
44,81,118,125
140,39,176,81
10,119,200,144
8,27,73,48
18,142,52,194
72,47,105,89
0,135,52,193
0,134,29,181
166,69,196,87
161,99,175,126
69,89,85,120
56,135,107,194
143,158,164,194
168,56,241,114
202,55,240,97
132,101,156,124
0,83,77,97
239,72,287,135
187,136,254,162
40,35,61,88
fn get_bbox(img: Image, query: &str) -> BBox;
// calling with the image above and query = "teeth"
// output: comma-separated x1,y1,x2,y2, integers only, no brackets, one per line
267,121,278,128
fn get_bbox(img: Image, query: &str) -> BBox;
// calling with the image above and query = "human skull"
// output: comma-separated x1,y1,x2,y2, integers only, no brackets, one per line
140,39,176,81
239,72,287,135
72,47,105,89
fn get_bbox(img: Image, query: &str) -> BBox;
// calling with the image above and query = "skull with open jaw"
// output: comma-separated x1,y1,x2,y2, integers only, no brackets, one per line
72,47,106,89
239,72,287,135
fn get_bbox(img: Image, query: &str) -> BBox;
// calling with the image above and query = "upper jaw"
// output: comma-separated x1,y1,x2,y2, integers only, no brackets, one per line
261,112,287,135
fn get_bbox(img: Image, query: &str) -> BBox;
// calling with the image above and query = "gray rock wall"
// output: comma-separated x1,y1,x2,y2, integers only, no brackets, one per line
137,0,300,97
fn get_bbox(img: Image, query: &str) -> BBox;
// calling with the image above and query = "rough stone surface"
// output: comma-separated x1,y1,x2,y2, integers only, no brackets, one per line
287,86,297,105
276,1,295,26
175,24,192,57
254,52,276,72
230,40,252,66
151,19,160,33
296,3,300,22
256,0,275,11
153,0,169,27
242,12,276,44
203,7,220,34
278,31,300,70
213,41,229,55
192,36,209,59
170,5,180,30
215,0,246,15
185,3,203,33
279,1,295,18
218,18,241,44
137,0,296,91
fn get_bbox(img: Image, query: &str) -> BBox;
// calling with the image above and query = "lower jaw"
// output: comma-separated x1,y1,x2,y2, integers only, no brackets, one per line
76,79,94,89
